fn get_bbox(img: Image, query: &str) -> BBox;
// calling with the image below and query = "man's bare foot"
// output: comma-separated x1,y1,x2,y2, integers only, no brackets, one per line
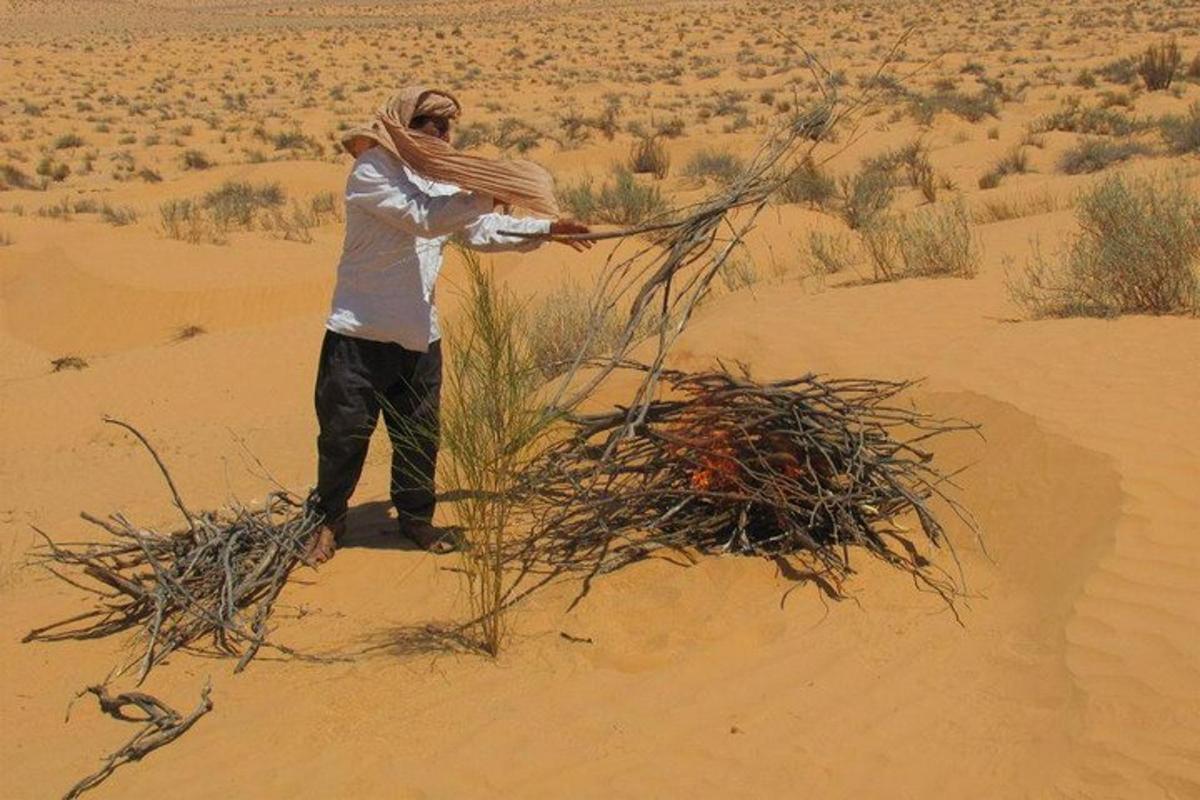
304,522,341,565
399,520,461,554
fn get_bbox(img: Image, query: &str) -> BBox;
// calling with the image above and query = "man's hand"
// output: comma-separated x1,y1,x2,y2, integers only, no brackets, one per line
549,218,594,252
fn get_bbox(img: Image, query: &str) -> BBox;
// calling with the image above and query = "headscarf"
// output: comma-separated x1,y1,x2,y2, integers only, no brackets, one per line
340,86,560,217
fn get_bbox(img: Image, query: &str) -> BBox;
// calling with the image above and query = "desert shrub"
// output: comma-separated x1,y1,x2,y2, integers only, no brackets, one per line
262,201,316,243
181,149,212,170
654,116,686,138
1,163,34,190
1159,102,1200,154
908,87,999,124
978,146,1029,189
1139,37,1181,91
683,148,745,185
1008,174,1198,317
777,156,836,207
273,130,324,156
100,204,138,226
453,121,492,150
558,166,668,225
1097,57,1138,85
137,167,162,183
628,136,670,179
203,181,285,228
804,230,859,275
36,156,69,182
717,256,759,292
1032,102,1144,136
526,280,658,380
493,117,542,153
53,133,85,150
308,190,342,223
862,201,979,282
159,199,226,245
1058,137,1150,174
837,167,894,230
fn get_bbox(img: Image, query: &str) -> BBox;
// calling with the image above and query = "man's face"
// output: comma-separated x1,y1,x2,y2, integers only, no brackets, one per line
412,116,451,142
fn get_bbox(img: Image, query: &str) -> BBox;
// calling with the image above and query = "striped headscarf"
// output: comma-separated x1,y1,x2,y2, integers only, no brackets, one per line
340,86,560,217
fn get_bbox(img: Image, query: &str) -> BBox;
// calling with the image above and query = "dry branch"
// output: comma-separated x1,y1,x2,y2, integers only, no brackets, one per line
512,364,980,611
24,419,321,681
64,682,212,800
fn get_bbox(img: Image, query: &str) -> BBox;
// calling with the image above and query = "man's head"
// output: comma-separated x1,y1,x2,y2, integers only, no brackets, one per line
409,114,451,142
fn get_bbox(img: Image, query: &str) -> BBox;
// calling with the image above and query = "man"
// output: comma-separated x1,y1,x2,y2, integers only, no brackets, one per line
306,86,591,564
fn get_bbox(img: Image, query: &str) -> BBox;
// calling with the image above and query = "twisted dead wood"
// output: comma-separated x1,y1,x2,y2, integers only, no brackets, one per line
63,682,213,799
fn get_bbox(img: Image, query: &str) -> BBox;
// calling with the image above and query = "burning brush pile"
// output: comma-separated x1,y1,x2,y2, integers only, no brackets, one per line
518,366,979,602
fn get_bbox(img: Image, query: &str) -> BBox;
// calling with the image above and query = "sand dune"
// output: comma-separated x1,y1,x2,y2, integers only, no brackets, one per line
2,1,1199,797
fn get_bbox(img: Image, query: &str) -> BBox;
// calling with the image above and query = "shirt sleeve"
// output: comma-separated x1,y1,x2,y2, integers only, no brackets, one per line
462,212,552,253
345,152,492,238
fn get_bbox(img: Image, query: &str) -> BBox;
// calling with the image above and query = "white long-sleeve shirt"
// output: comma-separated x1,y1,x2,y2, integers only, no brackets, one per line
325,147,551,350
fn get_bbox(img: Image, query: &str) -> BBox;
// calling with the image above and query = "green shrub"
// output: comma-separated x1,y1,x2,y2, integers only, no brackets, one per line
683,148,745,184
777,156,836,207
525,280,658,379
1139,37,1181,91
837,167,894,230
36,156,69,182
181,149,212,170
1160,102,1200,154
1097,57,1137,85
1032,101,1145,136
1008,174,1198,317
203,180,285,228
862,201,979,282
309,190,342,223
1,163,34,190
558,166,668,225
978,145,1029,189
53,133,85,150
100,203,138,226
804,230,859,275
159,198,226,244
453,121,492,150
908,88,1000,124
1058,137,1151,174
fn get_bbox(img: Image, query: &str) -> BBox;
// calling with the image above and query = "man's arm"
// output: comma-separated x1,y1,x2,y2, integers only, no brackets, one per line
462,211,552,253
346,153,491,238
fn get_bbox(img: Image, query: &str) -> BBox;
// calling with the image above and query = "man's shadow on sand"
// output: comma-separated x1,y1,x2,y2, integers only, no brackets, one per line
338,492,473,552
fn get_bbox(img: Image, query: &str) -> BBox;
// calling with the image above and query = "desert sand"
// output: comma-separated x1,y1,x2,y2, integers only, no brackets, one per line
2,1,1199,798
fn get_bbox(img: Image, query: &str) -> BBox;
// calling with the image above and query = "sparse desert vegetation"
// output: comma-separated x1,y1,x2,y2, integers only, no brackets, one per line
2,2,1200,798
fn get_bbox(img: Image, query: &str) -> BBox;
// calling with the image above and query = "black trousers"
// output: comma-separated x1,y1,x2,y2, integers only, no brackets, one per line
310,329,442,527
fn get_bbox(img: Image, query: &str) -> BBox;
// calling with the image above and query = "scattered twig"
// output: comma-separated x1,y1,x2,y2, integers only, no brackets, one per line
63,682,213,800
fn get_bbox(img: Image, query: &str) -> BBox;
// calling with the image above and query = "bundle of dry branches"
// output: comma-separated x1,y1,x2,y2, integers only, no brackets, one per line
24,419,319,681
514,365,979,608
64,683,213,799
